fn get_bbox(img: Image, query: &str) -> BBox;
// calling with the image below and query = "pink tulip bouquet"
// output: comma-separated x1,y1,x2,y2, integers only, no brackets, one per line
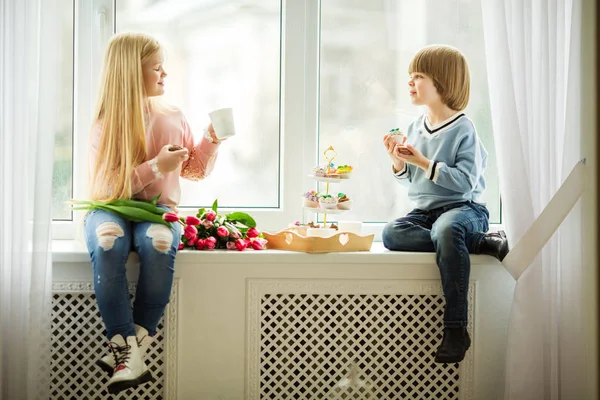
164,200,267,251
70,196,266,251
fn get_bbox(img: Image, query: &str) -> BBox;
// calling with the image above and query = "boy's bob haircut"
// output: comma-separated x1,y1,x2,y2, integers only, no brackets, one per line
408,45,470,111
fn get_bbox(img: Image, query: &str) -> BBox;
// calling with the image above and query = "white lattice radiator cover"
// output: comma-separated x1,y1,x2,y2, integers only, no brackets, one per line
247,280,474,400
50,280,179,400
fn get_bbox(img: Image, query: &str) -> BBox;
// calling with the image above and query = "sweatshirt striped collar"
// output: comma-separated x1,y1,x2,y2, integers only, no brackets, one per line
423,112,465,135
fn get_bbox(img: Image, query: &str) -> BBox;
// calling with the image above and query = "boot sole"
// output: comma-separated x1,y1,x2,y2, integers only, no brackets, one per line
434,353,467,363
107,370,154,395
96,359,114,377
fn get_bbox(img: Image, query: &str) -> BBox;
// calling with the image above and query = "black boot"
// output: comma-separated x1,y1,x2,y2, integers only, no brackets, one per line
434,327,471,363
478,230,509,261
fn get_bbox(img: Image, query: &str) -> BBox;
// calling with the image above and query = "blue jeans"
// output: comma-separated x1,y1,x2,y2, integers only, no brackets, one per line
83,207,182,339
382,201,489,328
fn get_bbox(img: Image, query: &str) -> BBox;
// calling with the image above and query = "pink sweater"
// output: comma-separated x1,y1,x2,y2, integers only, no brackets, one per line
89,108,220,209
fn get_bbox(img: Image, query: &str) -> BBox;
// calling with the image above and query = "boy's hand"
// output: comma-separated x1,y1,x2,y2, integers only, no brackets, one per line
383,134,406,172
395,144,430,171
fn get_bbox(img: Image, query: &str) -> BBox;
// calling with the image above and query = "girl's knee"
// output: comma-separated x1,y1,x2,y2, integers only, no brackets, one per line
144,224,177,254
94,221,127,251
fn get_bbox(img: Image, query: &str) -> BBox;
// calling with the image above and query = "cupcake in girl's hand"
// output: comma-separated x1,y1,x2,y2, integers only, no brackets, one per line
318,194,338,209
337,193,353,210
302,190,320,208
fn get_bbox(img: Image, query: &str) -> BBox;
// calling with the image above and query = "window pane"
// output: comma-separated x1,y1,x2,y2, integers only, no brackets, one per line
319,0,501,223
51,1,74,220
116,0,281,209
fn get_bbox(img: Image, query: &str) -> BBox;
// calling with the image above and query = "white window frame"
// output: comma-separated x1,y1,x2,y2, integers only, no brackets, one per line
52,0,502,241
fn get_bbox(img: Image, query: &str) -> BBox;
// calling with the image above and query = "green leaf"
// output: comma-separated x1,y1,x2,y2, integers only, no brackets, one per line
70,206,94,211
70,198,166,215
150,193,161,206
99,204,170,226
197,208,207,218
91,205,145,222
211,199,218,212
109,199,166,215
226,212,256,228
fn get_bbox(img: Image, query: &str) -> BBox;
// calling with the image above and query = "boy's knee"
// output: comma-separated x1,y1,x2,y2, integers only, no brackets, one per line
431,223,464,245
95,222,125,251
382,221,400,247
146,224,174,254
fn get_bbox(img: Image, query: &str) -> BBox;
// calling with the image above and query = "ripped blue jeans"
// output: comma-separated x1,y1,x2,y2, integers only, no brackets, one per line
381,201,489,328
84,207,182,339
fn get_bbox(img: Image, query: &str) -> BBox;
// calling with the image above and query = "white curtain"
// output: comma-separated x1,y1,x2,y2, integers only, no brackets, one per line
0,0,60,398
481,0,590,399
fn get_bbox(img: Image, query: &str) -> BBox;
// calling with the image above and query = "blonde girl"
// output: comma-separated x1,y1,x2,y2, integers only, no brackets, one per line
84,32,223,394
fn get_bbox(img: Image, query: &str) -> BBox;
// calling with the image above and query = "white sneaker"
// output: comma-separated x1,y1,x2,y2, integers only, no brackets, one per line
97,325,153,376
106,334,153,395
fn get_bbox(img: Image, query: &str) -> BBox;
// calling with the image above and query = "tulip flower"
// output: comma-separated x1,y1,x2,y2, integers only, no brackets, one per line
205,211,217,222
251,239,265,250
235,239,247,251
184,225,198,240
217,226,229,237
185,215,201,226
187,236,198,247
202,220,213,229
162,212,180,223
178,242,184,250
205,236,217,249
247,227,260,238
226,241,237,250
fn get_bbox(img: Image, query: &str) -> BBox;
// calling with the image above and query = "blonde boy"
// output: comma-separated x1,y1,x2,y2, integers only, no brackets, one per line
382,45,508,363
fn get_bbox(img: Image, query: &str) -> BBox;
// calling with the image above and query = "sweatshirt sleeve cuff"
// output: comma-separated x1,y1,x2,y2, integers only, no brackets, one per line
197,136,220,156
147,158,164,180
393,163,408,178
427,160,441,183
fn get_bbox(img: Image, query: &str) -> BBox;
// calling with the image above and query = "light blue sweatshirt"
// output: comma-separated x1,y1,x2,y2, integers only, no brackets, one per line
394,112,488,210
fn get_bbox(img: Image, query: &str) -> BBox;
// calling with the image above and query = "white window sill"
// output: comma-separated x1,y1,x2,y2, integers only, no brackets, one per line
52,240,500,265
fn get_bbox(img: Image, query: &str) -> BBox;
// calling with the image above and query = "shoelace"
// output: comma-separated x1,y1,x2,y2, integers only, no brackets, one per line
109,341,132,369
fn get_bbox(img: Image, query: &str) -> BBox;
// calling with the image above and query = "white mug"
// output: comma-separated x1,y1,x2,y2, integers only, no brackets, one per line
208,108,236,139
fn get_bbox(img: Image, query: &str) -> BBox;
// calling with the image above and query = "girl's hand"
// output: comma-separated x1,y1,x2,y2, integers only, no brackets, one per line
206,123,228,143
156,144,189,173
383,134,406,172
395,143,429,170
207,123,219,142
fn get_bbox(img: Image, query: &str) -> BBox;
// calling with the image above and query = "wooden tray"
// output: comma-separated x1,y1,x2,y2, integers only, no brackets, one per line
263,229,374,253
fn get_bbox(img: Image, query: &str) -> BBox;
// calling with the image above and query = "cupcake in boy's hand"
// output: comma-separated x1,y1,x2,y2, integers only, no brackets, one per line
302,190,320,208
336,193,353,210
318,194,338,209
389,128,413,155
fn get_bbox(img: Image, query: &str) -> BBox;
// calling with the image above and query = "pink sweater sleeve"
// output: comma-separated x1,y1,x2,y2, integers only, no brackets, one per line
180,118,220,181
89,124,160,195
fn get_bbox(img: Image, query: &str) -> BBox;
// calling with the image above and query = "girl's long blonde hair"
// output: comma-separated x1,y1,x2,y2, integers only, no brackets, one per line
89,32,161,201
